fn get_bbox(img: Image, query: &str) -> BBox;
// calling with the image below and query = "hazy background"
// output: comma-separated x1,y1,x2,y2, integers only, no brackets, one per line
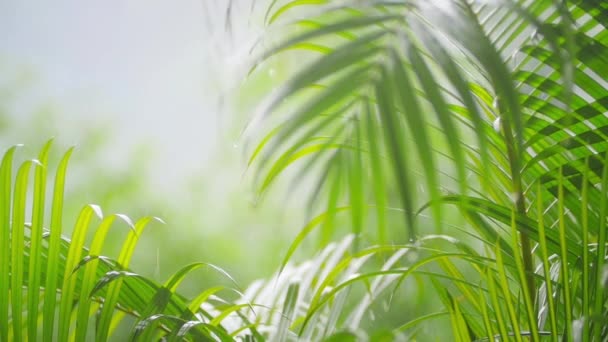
0,0,303,290
2,1,238,181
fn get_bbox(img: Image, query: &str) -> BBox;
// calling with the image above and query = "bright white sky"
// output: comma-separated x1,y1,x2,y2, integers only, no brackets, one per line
0,1,259,189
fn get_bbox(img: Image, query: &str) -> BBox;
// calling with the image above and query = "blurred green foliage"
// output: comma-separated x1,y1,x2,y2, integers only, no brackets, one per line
0,62,306,294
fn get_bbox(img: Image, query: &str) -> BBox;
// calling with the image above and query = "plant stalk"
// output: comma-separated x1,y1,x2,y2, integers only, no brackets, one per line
500,116,537,305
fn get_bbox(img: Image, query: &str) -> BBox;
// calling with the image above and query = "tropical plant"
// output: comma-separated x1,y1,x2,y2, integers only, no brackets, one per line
246,0,608,340
4,0,608,341
0,141,263,341
0,141,405,341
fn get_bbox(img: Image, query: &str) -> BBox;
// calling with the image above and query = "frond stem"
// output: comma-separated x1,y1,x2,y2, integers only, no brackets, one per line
500,113,536,307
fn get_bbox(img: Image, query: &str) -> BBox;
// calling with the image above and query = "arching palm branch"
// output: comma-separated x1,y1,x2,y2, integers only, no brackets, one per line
248,0,608,339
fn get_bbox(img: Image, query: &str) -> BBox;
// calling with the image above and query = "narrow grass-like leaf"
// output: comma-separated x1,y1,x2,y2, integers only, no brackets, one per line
557,167,573,339
593,152,608,340
322,288,349,338
210,303,255,327
275,282,299,342
391,48,441,231
581,158,590,340
478,282,495,340
26,139,52,342
376,67,416,240
509,208,539,340
57,204,103,341
278,207,350,276
321,155,343,245
453,297,472,342
407,36,468,199
364,101,387,243
414,18,492,191
185,286,224,318
431,279,461,341
394,311,449,333
43,147,74,342
96,216,160,341
268,0,328,25
256,14,400,64
494,242,523,342
438,259,481,313
347,120,365,242
10,160,34,342
75,214,131,342
260,142,350,196
0,145,18,342
485,266,509,341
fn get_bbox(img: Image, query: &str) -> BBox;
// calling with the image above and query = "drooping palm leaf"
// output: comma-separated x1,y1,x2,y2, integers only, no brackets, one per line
248,0,608,339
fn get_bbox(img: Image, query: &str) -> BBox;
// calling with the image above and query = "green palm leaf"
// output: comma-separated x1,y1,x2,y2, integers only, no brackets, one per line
0,142,247,341
248,0,608,339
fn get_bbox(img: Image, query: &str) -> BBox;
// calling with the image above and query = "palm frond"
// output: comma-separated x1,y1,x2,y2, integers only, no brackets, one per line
0,142,249,341
231,234,412,341
247,0,608,339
